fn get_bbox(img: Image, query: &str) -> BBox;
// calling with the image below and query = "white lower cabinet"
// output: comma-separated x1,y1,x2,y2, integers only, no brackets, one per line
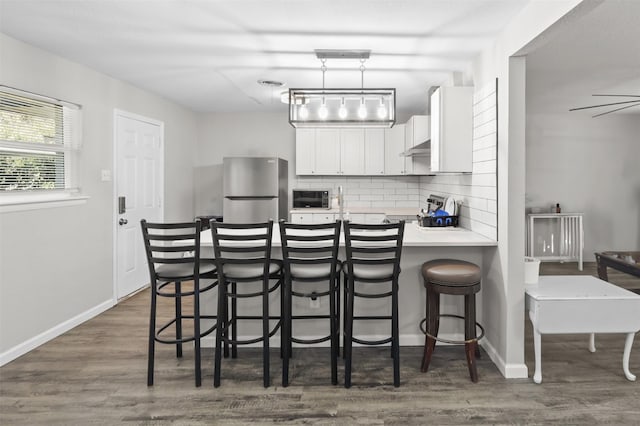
312,213,336,223
290,212,385,224
290,213,314,224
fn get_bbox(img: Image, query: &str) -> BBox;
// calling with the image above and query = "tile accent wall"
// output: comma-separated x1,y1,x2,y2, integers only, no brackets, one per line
294,176,420,210
419,80,498,240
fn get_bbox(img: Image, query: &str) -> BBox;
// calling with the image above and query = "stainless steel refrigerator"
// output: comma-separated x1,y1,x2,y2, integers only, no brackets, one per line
223,157,288,223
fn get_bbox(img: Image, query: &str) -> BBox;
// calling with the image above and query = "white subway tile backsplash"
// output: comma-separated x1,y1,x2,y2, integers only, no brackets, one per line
473,133,497,151
474,120,497,139
472,159,497,174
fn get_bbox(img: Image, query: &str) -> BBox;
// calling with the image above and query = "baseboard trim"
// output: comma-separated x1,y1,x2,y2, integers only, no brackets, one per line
0,299,115,367
481,336,529,379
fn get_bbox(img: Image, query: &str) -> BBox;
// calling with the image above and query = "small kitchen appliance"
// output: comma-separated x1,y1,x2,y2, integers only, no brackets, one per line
292,189,331,209
418,194,459,227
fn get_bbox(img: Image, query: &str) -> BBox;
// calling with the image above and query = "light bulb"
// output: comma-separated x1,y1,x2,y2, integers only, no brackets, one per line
338,101,348,119
318,102,328,120
358,101,367,119
299,104,309,119
377,103,387,119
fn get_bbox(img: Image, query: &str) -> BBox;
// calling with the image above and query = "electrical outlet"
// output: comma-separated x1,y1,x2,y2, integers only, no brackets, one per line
309,293,320,309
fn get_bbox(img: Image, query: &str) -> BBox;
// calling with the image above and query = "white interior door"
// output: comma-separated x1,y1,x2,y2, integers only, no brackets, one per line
115,111,164,300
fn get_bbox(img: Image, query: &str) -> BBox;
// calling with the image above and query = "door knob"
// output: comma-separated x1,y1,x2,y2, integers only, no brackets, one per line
119,218,128,225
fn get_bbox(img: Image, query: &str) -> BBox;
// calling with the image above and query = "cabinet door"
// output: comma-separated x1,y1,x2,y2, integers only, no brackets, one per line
430,87,473,173
403,124,414,175
384,124,406,175
312,213,335,223
410,115,430,145
364,129,385,175
315,129,341,175
291,213,313,224
295,129,315,175
340,129,365,175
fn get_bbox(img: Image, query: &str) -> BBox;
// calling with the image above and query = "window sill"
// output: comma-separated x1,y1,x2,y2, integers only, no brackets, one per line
0,195,89,213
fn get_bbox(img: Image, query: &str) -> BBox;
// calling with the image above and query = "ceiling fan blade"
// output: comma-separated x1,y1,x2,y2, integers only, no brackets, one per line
569,99,640,111
592,101,640,118
592,94,640,98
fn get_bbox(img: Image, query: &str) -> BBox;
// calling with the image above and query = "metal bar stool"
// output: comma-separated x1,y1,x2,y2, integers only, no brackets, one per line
279,220,342,386
343,220,405,388
141,219,218,387
420,259,484,382
211,220,283,388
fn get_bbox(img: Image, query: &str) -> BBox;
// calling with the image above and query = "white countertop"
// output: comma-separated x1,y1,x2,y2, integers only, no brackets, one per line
201,222,496,247
290,207,417,216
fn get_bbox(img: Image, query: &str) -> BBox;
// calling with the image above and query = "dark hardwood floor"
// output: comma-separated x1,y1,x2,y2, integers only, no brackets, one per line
1,262,639,424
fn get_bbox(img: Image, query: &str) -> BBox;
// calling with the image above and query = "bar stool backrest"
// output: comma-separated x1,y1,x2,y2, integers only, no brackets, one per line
279,220,341,278
141,219,202,281
343,220,405,281
210,220,274,277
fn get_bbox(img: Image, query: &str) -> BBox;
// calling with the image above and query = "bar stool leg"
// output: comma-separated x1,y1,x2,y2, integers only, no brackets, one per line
329,274,338,385
344,277,355,388
147,283,157,386
282,274,291,387
262,276,270,388
231,281,238,359
175,281,183,358
213,280,227,388
392,278,400,387
421,284,439,372
464,293,479,383
193,277,202,387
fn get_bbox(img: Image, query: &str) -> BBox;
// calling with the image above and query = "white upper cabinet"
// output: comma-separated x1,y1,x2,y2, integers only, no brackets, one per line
295,129,316,174
364,128,385,175
430,87,473,173
405,115,430,147
340,129,365,175
314,129,341,174
384,124,407,175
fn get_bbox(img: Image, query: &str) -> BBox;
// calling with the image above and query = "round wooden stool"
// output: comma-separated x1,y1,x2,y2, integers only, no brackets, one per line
420,259,484,382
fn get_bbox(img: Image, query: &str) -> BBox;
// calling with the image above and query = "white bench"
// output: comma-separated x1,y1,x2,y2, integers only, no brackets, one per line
525,275,640,384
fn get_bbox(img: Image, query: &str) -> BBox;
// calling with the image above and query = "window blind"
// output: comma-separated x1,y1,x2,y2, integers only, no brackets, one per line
0,86,81,192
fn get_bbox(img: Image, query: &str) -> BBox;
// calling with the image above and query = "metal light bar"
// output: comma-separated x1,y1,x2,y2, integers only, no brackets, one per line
288,88,396,128
314,49,371,60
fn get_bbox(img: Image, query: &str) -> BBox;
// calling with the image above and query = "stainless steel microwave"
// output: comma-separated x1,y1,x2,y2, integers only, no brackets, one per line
292,189,331,209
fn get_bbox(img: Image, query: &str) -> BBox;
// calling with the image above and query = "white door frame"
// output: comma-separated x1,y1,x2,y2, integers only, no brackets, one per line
112,109,165,304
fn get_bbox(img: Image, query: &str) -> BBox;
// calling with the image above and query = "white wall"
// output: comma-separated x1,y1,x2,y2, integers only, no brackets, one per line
468,0,585,378
526,112,640,258
0,34,198,362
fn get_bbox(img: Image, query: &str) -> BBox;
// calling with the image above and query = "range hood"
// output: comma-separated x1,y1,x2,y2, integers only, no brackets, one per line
400,139,430,157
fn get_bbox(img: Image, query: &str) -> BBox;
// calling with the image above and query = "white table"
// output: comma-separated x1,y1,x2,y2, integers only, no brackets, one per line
525,275,640,384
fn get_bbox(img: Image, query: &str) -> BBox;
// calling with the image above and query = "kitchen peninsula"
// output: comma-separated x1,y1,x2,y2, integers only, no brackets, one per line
199,222,496,348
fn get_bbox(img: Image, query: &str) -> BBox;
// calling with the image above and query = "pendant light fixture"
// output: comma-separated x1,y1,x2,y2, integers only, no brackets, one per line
289,49,395,128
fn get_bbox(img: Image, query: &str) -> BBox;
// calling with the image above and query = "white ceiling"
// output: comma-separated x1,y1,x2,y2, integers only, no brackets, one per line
526,0,640,116
0,0,530,115
2,1,637,118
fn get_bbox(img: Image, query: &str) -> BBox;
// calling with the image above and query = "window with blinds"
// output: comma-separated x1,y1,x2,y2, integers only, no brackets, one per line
0,86,81,193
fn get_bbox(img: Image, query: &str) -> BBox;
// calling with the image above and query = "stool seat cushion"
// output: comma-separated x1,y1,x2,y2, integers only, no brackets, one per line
222,262,281,280
421,259,481,286
290,262,341,279
156,260,216,280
